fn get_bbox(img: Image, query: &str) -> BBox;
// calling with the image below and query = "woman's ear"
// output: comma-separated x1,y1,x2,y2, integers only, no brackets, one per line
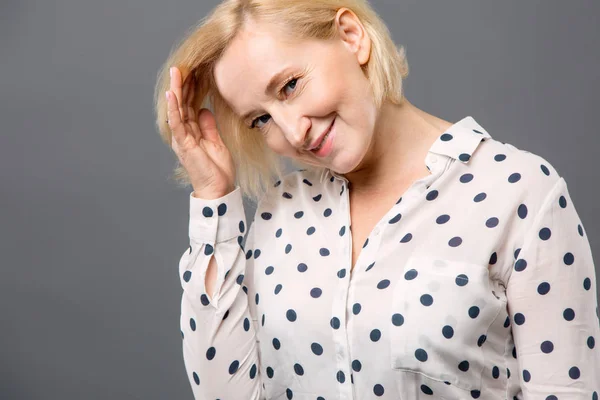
335,7,372,66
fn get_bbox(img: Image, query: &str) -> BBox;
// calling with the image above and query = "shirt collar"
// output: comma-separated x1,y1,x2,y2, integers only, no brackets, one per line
427,116,491,164
322,116,492,183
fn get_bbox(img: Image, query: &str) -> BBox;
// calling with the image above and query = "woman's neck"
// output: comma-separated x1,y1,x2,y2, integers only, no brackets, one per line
342,98,453,197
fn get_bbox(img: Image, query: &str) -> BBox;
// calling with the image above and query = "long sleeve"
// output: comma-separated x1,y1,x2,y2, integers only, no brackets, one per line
506,177,600,399
178,186,264,400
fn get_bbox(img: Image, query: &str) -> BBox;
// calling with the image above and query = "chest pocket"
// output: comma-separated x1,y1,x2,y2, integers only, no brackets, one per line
390,255,505,391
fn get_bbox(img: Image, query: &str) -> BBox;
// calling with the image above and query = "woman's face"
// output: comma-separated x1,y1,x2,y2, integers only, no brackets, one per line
213,9,376,174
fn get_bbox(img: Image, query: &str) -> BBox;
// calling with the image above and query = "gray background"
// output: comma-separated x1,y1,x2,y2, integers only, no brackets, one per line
1,0,598,399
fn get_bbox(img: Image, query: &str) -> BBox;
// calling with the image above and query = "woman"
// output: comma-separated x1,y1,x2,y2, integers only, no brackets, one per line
154,1,600,399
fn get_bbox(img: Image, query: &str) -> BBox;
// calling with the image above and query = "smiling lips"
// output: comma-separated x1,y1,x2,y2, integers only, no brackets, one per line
307,118,335,151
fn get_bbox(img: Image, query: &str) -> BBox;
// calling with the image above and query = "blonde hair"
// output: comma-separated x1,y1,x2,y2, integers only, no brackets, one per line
153,0,409,203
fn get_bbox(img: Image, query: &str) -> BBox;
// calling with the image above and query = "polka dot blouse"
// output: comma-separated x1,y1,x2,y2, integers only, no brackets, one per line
178,116,600,399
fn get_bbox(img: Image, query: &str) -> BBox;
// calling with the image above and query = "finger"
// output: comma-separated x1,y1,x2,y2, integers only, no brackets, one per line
166,90,186,145
197,108,221,144
186,104,203,141
170,67,187,123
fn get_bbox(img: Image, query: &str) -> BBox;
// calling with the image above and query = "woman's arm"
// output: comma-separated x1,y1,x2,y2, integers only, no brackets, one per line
179,186,265,399
506,177,600,399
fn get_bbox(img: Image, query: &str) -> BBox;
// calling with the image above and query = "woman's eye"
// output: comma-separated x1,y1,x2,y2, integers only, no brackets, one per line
250,78,299,130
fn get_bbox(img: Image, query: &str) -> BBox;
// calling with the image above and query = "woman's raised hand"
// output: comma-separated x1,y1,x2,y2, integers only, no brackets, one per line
166,67,236,199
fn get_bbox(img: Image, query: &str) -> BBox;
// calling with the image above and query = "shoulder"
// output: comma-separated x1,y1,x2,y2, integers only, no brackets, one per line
473,136,564,212
252,167,324,220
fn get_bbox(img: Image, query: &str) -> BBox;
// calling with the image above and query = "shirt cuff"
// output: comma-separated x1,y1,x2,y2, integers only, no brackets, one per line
189,186,246,244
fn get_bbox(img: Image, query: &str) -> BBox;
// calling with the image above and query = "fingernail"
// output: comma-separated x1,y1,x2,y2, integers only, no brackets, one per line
165,91,169,101
169,67,173,78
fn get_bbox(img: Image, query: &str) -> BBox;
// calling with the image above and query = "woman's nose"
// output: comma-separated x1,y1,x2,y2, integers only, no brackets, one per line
276,111,311,150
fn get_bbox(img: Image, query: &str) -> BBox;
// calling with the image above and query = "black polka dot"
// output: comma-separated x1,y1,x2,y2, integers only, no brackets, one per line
330,317,340,329
297,263,308,272
206,346,216,360
415,348,428,362
389,213,402,224
477,334,487,347
508,172,521,183
564,252,574,265
449,236,463,247
568,366,580,379
311,342,323,355
373,384,384,396
442,325,454,338
541,340,554,353
584,277,592,290
352,359,362,372
286,309,297,322
458,360,470,371
455,274,468,286
563,308,575,321
539,227,551,240
420,294,434,306
392,313,404,326
468,306,480,318
370,329,381,342
587,336,595,349
474,192,487,202
421,384,433,395
492,366,500,379
310,287,322,298
537,282,551,295
229,360,239,374
336,370,345,383
217,203,227,216
436,214,450,224
514,313,525,325
294,363,304,375
202,207,213,217
377,279,390,289
193,371,200,385
460,173,474,183
405,269,418,280
272,338,281,350
515,258,528,272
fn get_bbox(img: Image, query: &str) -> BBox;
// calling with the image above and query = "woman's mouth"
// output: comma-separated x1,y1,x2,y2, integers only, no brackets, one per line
311,118,336,157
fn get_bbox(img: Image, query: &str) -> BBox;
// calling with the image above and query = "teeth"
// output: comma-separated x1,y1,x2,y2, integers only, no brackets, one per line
314,131,330,151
